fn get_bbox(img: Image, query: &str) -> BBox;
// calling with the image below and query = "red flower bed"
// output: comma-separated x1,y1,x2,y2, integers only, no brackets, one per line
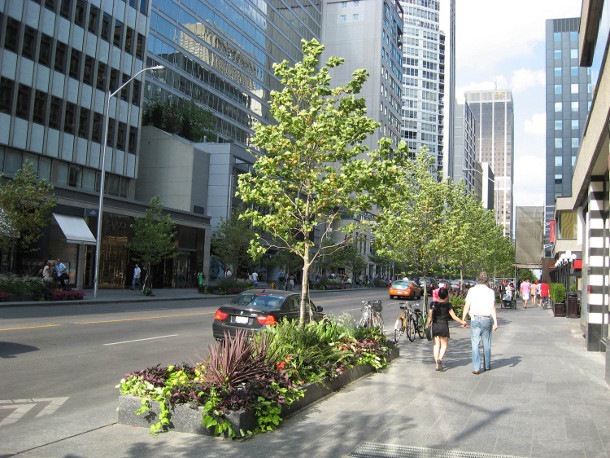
50,290,86,300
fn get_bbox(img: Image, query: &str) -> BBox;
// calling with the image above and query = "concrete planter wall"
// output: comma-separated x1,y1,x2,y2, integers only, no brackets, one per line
118,346,399,436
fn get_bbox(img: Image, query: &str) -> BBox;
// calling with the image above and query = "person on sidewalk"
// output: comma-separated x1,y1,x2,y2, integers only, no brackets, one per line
520,279,531,309
462,271,498,374
540,281,550,309
131,264,141,291
55,258,69,290
530,280,538,308
425,287,467,371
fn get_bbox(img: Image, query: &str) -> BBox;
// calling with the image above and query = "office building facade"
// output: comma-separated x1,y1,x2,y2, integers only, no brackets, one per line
464,90,514,237
0,0,210,287
544,17,592,256
400,0,445,174
451,102,479,196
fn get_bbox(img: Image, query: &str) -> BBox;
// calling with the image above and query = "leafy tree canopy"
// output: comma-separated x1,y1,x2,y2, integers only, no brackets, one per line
211,211,257,277
237,39,407,324
0,162,57,254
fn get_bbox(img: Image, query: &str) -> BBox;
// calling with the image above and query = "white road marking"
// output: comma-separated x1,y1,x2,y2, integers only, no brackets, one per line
33,397,69,417
0,404,37,427
104,334,178,346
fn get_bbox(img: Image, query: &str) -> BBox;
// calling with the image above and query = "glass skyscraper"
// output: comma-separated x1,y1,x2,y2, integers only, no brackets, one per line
544,17,592,255
400,0,445,173
143,0,322,149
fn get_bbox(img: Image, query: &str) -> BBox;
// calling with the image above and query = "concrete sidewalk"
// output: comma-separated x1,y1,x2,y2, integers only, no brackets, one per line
12,304,610,458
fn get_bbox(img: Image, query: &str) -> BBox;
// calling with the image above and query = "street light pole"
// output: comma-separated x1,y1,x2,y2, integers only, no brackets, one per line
93,65,164,299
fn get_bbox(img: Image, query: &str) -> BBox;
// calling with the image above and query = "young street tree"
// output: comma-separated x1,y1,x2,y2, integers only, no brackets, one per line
0,162,57,268
237,39,406,325
128,196,176,292
211,211,257,277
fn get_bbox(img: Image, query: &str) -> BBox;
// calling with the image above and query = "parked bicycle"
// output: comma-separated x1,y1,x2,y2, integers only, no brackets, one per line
358,300,384,331
394,302,426,342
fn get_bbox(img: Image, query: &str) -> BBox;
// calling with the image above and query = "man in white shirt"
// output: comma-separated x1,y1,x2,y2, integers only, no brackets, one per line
132,264,141,291
462,271,498,374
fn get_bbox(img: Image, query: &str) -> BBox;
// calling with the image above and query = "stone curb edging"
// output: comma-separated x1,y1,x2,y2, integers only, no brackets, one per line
117,346,400,437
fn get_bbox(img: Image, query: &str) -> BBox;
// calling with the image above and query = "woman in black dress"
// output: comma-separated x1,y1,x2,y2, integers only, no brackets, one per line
425,287,467,371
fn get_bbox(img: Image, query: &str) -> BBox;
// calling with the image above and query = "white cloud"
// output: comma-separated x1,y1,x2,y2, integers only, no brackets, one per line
510,68,546,93
441,0,581,72
513,155,546,207
523,113,546,135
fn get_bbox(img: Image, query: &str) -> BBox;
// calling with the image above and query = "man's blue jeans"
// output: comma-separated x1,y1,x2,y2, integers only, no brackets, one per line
471,317,492,371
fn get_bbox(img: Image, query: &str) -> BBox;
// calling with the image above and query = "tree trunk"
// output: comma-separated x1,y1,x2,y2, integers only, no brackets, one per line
299,244,311,328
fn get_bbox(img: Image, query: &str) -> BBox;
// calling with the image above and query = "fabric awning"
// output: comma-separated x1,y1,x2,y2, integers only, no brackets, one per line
53,213,96,245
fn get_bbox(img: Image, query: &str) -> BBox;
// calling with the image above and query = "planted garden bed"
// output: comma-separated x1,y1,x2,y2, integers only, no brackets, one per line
118,346,398,436
117,317,396,438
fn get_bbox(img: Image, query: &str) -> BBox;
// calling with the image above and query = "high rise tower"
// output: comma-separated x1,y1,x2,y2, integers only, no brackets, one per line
464,90,514,237
544,17,592,256
400,0,445,174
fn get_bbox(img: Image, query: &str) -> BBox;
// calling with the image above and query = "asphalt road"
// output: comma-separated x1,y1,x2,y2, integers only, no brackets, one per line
0,289,425,455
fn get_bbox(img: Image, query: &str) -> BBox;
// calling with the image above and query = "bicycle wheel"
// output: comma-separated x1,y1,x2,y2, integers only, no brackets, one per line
406,317,416,342
358,309,370,328
416,315,425,339
394,315,405,341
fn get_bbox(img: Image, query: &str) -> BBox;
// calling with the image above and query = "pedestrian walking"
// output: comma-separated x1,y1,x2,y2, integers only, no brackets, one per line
42,261,53,283
462,271,498,374
540,281,550,309
520,279,531,309
131,264,141,291
530,280,537,307
425,287,467,371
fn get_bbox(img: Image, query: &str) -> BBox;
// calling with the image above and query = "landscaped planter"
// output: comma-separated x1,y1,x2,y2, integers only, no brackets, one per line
117,346,399,436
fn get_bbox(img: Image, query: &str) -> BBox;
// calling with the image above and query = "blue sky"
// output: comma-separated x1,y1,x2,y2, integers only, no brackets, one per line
440,0,582,208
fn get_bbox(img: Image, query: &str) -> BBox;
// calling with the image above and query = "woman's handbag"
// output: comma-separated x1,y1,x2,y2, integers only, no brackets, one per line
425,325,433,341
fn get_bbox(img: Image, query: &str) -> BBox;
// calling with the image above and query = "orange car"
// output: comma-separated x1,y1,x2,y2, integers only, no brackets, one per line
389,280,422,300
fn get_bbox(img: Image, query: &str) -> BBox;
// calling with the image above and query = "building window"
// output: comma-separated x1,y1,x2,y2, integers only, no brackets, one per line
554,49,561,59
110,69,119,92
16,84,31,120
555,156,562,166
128,127,137,154
69,49,82,79
68,165,81,188
554,32,561,42
571,66,578,77
571,119,579,130
33,90,47,124
571,83,578,94
570,31,577,41
5,18,20,52
554,85,562,94
125,28,134,54
55,42,67,74
114,20,124,48
45,0,57,13
92,112,103,143
75,0,86,27
64,102,76,134
136,34,145,60
554,67,561,77
117,122,127,150
39,34,52,66
570,48,578,59
572,137,579,148
572,156,576,166
0,77,14,114
554,120,562,130
554,102,562,112
78,107,90,138
353,14,359,20
83,56,95,86
555,174,562,184
49,97,62,129
22,26,38,60
132,80,141,106
96,63,107,91
340,15,346,22
60,0,72,19
101,13,112,42
555,138,562,148
571,101,578,112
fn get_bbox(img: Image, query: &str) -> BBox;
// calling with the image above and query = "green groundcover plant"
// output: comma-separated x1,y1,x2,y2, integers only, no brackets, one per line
118,315,394,438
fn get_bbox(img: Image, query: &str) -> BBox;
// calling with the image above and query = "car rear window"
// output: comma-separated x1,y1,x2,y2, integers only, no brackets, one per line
392,281,410,287
231,293,283,309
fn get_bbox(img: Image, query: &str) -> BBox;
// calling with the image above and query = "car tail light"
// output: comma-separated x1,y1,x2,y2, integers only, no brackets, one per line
214,309,228,320
256,315,277,325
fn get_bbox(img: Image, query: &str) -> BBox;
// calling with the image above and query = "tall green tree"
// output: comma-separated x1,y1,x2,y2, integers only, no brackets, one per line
370,151,450,309
316,241,367,281
237,39,406,324
128,196,176,292
0,162,57,267
211,211,257,276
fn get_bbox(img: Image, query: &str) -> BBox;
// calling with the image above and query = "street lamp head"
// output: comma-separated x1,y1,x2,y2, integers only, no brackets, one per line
150,65,165,71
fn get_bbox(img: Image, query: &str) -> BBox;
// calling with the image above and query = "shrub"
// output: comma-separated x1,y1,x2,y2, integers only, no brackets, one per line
550,283,566,304
0,274,53,300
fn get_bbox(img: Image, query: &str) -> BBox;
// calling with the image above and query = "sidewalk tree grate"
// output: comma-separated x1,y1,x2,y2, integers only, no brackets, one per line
349,442,518,458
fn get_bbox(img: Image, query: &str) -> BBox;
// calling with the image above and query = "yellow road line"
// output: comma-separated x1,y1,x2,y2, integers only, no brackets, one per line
0,324,62,332
74,311,214,325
